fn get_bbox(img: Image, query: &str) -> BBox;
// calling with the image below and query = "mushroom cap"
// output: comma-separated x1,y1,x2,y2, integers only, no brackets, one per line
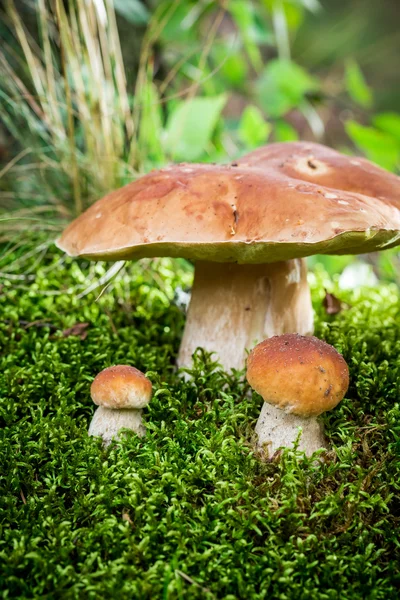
246,334,349,417
57,141,400,263
91,365,152,409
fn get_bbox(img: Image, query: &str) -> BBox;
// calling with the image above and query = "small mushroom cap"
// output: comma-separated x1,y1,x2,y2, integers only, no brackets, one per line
246,334,349,417
57,141,400,263
91,365,152,409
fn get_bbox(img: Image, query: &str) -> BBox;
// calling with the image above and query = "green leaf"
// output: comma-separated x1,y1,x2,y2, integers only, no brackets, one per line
345,60,373,109
345,120,399,171
238,106,271,147
373,112,400,142
213,44,248,86
263,0,320,31
221,55,248,86
228,0,265,70
256,59,319,117
280,3,304,32
137,81,164,165
160,3,210,44
274,119,299,141
113,0,149,25
164,95,227,161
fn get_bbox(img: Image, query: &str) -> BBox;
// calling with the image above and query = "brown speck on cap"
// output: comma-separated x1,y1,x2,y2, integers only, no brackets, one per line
91,365,152,409
246,333,349,417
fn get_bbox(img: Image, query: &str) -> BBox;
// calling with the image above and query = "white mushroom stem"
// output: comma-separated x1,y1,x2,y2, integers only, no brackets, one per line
177,258,313,371
255,402,327,457
88,407,146,446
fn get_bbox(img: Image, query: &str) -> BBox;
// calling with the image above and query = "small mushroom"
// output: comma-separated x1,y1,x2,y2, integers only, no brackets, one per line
88,365,152,446
246,334,349,457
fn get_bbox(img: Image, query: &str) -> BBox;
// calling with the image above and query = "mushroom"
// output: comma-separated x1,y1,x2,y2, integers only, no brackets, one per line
246,334,349,457
88,365,152,445
57,142,400,372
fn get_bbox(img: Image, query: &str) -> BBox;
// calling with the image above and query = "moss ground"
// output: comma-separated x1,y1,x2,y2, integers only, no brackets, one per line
1,237,400,599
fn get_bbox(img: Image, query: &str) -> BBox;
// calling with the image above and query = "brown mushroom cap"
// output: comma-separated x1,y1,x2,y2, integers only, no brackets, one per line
246,334,349,417
91,365,152,409
57,141,400,263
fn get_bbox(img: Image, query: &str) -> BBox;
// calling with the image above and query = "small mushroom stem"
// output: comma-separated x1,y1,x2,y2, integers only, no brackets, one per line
88,407,145,446
255,402,327,457
177,258,313,371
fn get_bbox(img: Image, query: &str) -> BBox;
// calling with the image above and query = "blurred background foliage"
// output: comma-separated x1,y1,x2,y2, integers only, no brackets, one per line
0,0,399,280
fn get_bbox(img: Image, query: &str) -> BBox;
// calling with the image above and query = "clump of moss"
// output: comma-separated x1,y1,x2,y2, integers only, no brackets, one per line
1,236,400,599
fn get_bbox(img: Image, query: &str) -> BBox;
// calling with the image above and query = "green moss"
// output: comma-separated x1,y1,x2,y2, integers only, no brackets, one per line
1,236,400,599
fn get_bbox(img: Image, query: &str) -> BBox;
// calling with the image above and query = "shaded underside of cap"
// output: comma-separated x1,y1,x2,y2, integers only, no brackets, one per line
57,142,400,263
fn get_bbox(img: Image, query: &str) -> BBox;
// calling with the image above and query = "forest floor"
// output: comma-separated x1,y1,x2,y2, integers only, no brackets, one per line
1,235,399,599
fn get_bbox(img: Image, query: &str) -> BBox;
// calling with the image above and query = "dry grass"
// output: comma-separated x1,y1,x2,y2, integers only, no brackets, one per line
0,0,229,237
1,0,148,217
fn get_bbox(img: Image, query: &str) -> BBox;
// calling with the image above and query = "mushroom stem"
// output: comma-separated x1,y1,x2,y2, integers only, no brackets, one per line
177,258,313,371
255,402,327,457
88,407,145,446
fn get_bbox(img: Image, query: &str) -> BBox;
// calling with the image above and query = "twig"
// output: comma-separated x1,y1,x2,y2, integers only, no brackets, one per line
77,260,125,299
0,147,32,179
175,570,214,597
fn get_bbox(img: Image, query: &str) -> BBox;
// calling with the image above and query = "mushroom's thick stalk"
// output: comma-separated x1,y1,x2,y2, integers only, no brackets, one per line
255,402,327,457
178,258,313,371
88,407,145,446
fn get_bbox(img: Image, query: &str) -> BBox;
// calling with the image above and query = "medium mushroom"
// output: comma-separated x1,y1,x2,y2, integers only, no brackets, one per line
88,365,152,445
246,334,349,457
57,141,400,372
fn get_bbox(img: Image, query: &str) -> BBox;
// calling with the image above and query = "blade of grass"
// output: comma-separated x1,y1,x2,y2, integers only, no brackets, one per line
55,0,82,216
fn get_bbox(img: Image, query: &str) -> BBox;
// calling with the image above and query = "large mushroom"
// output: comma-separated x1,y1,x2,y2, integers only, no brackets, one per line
57,142,400,371
246,334,349,456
